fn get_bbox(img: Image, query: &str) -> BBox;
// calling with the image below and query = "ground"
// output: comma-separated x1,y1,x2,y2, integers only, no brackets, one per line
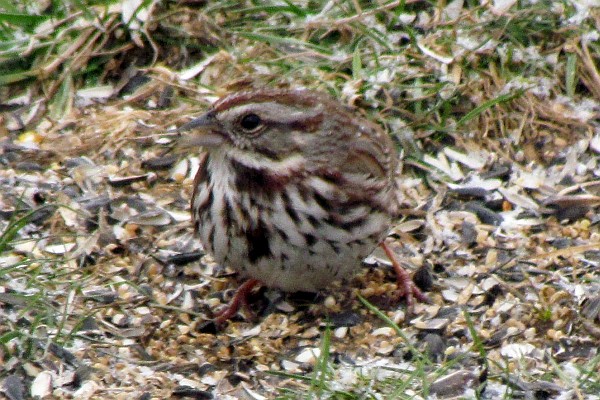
0,1,599,399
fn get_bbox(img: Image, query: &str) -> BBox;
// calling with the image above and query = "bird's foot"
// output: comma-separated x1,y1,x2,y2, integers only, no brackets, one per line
213,278,261,324
380,242,430,310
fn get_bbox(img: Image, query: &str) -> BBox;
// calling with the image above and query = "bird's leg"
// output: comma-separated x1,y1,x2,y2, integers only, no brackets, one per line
380,241,430,308
214,278,261,324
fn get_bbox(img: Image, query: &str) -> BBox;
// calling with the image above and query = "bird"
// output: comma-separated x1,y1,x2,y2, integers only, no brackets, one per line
177,88,428,323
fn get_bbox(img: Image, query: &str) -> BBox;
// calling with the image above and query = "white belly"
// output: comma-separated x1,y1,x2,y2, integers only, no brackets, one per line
192,151,391,292
196,183,389,292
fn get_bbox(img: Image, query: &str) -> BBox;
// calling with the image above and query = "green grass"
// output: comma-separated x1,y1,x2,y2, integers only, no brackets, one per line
0,204,101,364
267,295,600,398
0,208,62,358
269,298,488,399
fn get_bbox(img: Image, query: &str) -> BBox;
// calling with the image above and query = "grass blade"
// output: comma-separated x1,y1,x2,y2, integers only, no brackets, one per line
457,90,524,127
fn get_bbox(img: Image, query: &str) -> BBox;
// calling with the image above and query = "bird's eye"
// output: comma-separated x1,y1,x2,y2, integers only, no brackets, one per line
239,113,262,131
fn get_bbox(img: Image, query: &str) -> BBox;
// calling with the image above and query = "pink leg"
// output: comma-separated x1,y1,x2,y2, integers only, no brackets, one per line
380,242,430,307
214,278,261,324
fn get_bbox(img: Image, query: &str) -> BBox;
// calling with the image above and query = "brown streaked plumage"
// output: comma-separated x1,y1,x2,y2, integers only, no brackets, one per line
179,89,427,322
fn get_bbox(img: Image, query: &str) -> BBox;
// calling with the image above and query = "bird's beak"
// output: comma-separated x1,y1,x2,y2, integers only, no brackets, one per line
176,110,226,148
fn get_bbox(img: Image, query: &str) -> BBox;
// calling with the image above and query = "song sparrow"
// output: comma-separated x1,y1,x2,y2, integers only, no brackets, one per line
178,89,428,322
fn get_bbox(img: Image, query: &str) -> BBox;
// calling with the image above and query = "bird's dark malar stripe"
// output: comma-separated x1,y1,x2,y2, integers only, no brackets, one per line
231,159,283,198
198,154,211,182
